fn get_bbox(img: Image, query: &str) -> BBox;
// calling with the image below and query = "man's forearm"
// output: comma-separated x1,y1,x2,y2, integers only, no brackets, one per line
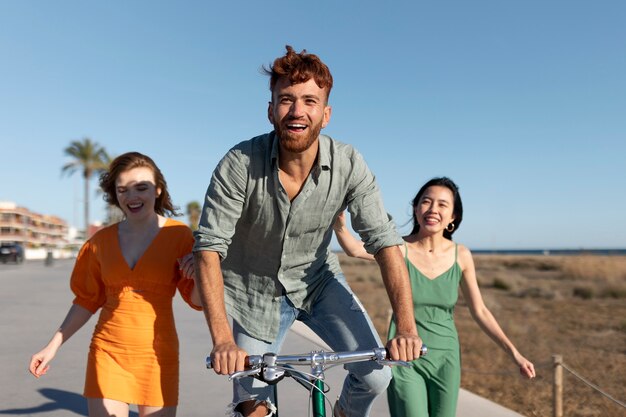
193,250,234,345
374,245,417,335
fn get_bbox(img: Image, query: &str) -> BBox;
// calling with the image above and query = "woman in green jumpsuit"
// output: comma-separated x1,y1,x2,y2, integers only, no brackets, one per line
334,177,536,417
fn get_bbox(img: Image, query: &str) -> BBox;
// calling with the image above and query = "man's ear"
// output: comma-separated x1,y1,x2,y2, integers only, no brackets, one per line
267,101,274,124
322,105,332,128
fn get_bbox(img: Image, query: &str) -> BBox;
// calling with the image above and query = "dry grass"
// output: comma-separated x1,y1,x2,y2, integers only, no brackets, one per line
339,253,626,417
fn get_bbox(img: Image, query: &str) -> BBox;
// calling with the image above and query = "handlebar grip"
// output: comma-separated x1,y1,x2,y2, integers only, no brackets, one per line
384,344,427,358
206,355,261,369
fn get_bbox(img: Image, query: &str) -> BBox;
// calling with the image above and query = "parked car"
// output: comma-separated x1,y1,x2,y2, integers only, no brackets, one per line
0,243,25,264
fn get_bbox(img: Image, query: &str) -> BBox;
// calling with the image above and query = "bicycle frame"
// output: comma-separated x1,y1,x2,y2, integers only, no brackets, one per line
206,346,427,417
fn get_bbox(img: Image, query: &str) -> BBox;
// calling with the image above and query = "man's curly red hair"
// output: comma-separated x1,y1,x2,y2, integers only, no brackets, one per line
263,45,333,102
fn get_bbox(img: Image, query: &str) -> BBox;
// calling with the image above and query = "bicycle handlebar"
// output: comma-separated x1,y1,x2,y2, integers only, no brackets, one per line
205,345,428,371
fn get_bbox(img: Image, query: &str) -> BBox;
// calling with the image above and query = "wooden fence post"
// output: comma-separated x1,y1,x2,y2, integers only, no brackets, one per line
553,354,563,417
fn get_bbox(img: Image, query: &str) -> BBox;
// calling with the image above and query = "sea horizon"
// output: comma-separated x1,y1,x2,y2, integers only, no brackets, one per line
471,248,626,256
334,248,626,256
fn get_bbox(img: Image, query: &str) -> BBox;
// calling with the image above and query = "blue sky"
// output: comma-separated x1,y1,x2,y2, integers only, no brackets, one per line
1,1,625,249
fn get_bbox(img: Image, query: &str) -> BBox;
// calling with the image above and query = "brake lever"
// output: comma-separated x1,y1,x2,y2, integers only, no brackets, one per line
228,368,261,381
378,359,411,367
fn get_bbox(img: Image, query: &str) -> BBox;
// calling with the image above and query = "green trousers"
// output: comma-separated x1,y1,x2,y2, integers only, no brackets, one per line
387,348,461,417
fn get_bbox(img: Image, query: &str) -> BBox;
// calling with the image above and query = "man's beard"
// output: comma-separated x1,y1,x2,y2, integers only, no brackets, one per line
275,118,323,153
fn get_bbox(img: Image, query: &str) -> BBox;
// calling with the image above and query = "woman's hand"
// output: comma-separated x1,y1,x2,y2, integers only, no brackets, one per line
515,354,536,378
178,253,196,280
29,342,60,378
29,304,93,378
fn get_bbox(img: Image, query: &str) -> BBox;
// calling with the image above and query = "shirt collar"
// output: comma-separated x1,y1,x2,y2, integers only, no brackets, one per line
270,131,279,167
317,134,331,171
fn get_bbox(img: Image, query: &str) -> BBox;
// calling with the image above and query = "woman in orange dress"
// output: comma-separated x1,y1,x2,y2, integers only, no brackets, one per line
29,152,202,417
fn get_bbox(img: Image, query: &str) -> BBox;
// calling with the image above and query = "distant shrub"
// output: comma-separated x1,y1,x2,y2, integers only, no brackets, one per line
493,277,511,291
354,275,366,283
600,285,626,299
502,258,559,271
573,286,594,299
535,261,560,271
516,287,555,299
369,275,385,287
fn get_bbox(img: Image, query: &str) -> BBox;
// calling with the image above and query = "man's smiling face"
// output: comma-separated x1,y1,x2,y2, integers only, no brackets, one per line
268,77,331,153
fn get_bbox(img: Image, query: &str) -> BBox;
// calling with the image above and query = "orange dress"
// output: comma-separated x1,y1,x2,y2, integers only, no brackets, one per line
70,218,201,406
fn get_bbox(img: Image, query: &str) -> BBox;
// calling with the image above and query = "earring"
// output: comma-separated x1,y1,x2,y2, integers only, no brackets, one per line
446,223,455,233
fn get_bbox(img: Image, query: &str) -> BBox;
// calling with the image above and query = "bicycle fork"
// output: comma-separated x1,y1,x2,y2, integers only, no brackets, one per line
311,362,326,417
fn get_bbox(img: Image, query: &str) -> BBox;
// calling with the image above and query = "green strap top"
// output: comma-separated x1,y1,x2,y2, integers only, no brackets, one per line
388,242,462,350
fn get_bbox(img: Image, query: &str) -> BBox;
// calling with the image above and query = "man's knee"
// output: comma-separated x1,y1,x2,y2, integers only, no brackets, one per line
370,366,392,394
230,377,277,417
229,399,275,417
353,364,392,395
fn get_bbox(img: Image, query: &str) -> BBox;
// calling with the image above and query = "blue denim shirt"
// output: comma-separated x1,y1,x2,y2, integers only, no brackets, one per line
193,132,402,341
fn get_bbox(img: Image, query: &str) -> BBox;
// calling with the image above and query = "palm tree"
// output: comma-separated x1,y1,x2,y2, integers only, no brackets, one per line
186,201,202,231
62,138,109,238
96,152,124,226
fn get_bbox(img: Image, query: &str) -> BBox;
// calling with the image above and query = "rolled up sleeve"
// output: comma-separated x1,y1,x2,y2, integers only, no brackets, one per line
346,150,402,254
193,145,248,260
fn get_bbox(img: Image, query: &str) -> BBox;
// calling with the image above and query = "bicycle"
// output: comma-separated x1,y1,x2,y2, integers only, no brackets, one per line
206,345,427,417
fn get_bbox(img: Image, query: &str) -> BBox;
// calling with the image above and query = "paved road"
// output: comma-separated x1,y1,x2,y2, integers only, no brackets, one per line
0,260,525,416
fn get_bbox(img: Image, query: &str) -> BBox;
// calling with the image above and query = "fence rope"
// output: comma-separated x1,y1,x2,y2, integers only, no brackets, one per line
462,360,553,376
561,361,626,409
462,368,519,376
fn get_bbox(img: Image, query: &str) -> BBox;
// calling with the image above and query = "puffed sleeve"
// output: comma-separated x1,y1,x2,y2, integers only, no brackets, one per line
177,277,202,311
176,225,203,311
70,240,105,313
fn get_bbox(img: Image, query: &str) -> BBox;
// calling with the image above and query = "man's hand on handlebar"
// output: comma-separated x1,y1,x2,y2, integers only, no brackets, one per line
210,341,248,375
386,333,424,362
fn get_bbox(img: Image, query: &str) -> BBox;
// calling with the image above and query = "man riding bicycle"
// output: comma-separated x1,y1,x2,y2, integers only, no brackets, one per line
193,45,423,417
